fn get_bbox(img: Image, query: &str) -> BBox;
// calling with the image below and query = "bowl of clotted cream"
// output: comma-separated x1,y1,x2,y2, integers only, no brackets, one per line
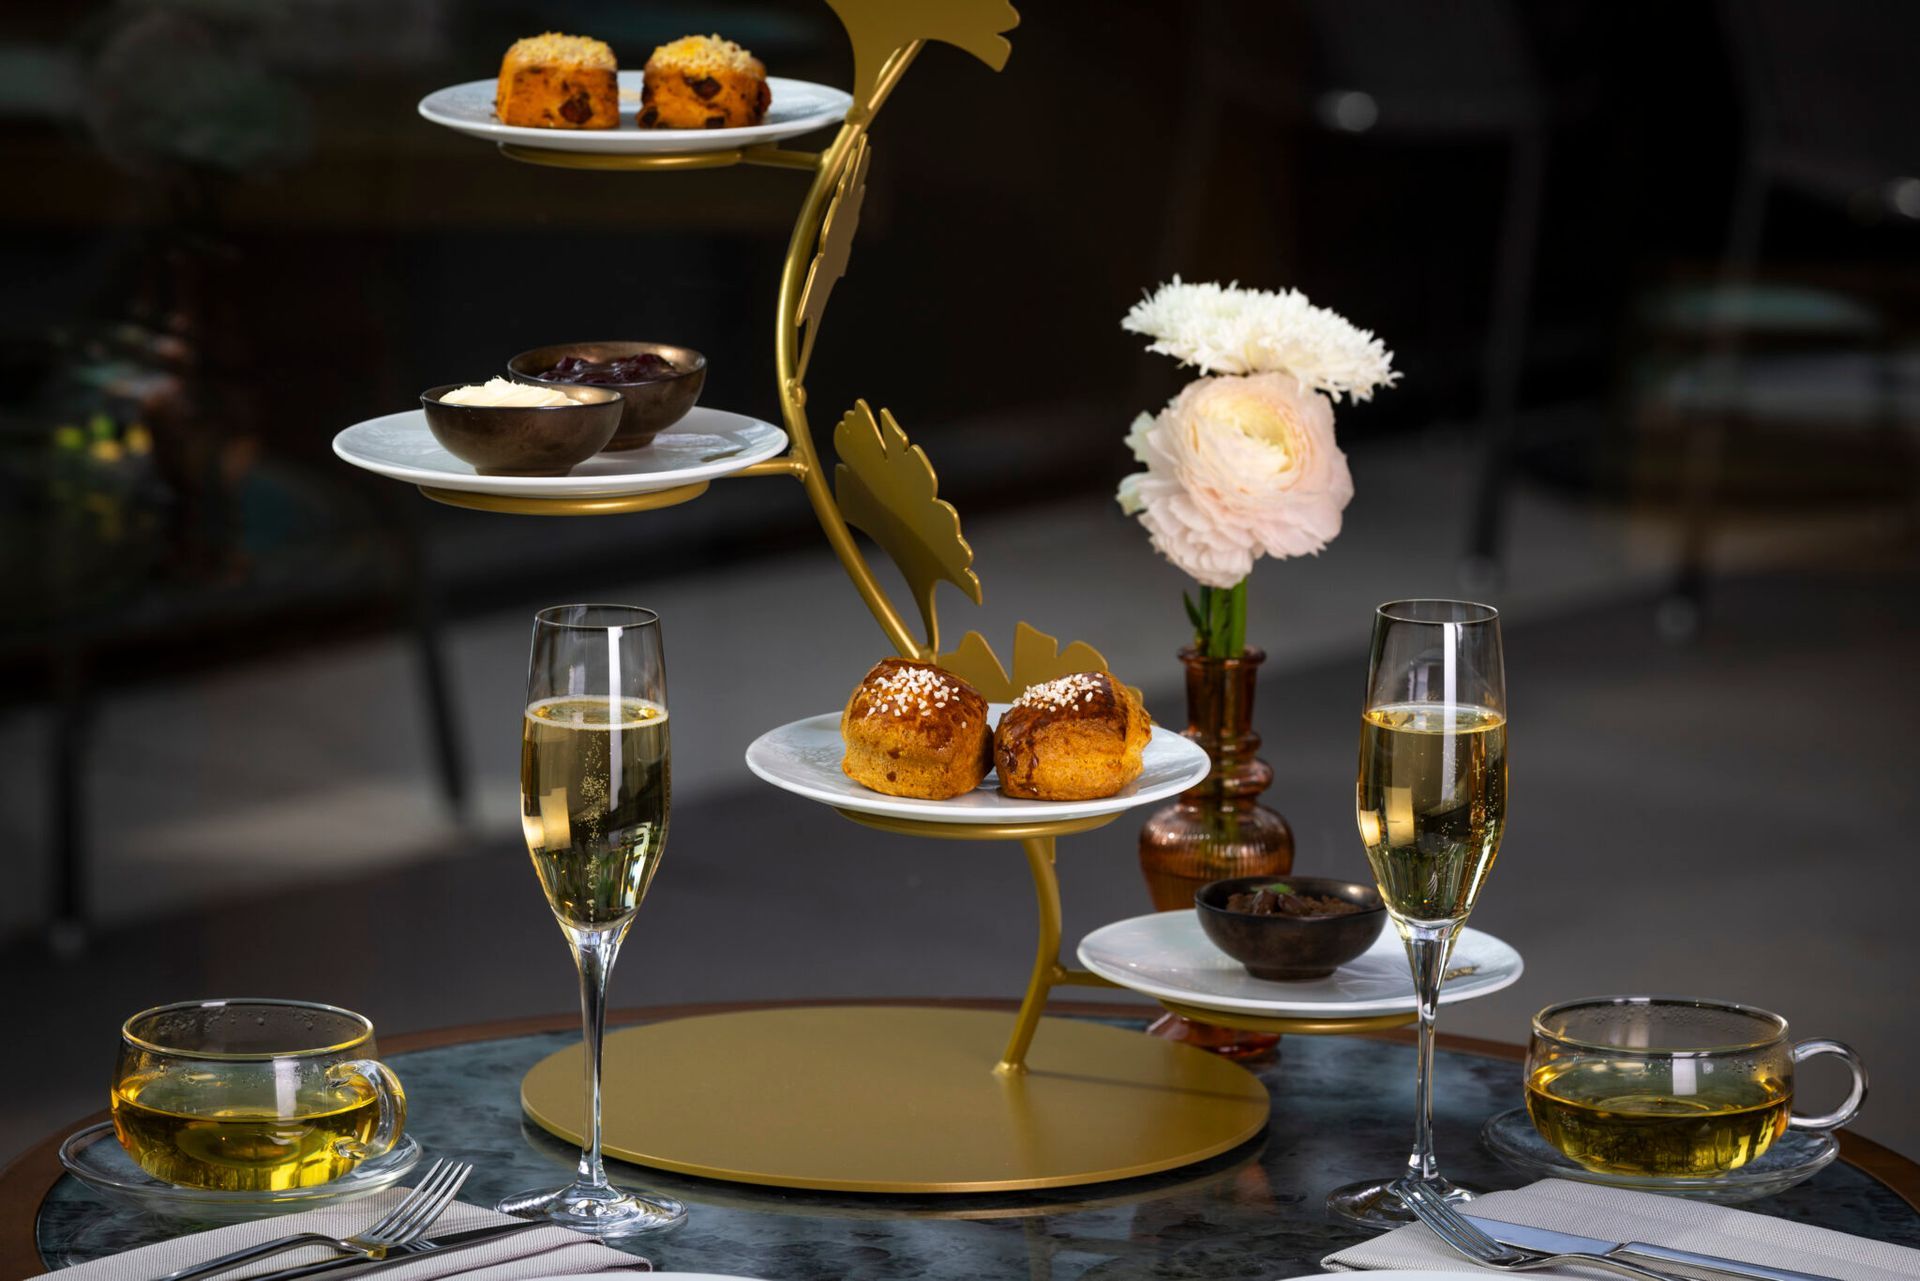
420,378,622,476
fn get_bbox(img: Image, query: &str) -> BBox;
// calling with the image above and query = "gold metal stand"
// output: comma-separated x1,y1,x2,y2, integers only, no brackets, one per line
433,0,1284,1190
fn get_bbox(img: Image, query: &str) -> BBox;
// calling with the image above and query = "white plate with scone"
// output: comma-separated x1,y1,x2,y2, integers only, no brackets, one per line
744,702,1211,825
419,71,852,154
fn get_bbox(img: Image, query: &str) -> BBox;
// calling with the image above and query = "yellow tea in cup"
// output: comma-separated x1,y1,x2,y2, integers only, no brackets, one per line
112,999,406,1192
1525,996,1865,1179
1525,1059,1791,1177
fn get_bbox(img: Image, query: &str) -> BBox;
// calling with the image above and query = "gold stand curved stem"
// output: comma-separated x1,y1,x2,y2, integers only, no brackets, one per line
772,119,926,660
999,836,1068,1074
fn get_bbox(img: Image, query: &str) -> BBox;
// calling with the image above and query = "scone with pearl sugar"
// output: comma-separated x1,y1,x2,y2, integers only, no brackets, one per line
995,672,1150,801
841,659,993,800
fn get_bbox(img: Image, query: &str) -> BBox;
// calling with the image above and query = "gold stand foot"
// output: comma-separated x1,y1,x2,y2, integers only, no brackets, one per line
520,1005,1270,1193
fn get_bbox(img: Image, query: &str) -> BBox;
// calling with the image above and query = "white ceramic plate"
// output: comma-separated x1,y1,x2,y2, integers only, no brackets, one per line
1077,912,1522,1016
332,407,787,499
418,72,851,153
744,704,1210,824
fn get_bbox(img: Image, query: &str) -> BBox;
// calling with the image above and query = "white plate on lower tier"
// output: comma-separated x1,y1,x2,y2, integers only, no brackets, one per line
1077,912,1522,1017
332,407,787,498
418,72,851,153
744,704,1210,824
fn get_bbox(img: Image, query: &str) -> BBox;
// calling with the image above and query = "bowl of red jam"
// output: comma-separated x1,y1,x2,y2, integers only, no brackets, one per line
507,342,707,451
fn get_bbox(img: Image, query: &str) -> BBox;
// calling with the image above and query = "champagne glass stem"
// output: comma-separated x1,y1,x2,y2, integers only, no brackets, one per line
1401,919,1459,1183
571,923,623,1190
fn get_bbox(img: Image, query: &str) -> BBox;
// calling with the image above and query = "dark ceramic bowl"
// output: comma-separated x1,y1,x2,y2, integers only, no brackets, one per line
507,342,707,451
1195,875,1387,981
419,383,622,477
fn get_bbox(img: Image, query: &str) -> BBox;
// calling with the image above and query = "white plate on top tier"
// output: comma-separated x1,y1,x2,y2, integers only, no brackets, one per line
744,704,1210,825
418,72,852,153
1077,911,1523,1017
332,407,787,499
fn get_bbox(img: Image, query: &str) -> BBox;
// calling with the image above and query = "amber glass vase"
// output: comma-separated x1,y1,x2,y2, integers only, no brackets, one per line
1138,647,1294,1059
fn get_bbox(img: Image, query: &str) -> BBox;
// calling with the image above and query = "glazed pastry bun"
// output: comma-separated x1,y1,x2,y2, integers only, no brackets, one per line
994,672,1150,800
841,659,993,800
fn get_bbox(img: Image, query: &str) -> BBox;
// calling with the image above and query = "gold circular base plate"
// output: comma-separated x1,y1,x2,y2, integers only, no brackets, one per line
520,1006,1270,1193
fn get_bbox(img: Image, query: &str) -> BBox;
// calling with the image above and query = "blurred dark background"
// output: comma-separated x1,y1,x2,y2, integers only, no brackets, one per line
2,1,1916,1164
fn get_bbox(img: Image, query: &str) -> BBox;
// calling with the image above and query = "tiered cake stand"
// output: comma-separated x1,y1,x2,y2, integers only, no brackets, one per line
343,0,1536,1195
343,0,1540,1193
340,1,1288,1193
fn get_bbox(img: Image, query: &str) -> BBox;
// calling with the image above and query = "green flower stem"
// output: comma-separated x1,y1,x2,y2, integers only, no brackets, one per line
1192,580,1248,659
1225,579,1246,659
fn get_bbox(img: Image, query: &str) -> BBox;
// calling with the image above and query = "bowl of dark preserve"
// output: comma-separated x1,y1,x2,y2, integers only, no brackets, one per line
508,342,706,451
1195,875,1387,981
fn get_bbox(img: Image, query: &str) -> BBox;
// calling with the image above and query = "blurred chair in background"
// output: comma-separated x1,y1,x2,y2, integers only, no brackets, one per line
1638,0,1920,638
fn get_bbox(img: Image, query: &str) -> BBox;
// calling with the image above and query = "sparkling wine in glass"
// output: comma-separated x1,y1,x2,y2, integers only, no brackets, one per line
496,604,685,1237
1327,599,1507,1230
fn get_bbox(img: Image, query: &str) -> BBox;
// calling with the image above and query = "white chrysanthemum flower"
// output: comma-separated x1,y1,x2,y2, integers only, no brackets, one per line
1122,277,1399,402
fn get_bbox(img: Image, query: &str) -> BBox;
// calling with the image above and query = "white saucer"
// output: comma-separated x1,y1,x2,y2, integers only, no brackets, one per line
418,72,851,154
744,704,1210,825
1077,911,1523,1016
332,407,787,499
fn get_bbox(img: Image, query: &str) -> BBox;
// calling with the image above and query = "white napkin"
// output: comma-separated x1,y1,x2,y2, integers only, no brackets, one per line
1322,1179,1920,1280
39,1188,650,1281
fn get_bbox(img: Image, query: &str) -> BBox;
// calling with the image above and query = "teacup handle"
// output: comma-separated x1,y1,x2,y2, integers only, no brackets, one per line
1788,1038,1868,1131
327,1058,408,1161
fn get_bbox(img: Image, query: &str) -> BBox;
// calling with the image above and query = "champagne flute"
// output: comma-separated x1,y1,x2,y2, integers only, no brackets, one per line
496,604,685,1237
1327,599,1507,1230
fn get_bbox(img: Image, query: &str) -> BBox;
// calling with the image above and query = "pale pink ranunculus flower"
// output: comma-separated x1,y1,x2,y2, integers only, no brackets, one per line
1117,372,1354,589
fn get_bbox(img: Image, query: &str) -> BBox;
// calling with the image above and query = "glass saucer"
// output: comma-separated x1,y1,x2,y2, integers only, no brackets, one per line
59,1122,424,1224
1481,1107,1838,1203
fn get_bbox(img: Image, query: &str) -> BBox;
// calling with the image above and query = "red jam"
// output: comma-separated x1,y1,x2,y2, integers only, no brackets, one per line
539,353,679,385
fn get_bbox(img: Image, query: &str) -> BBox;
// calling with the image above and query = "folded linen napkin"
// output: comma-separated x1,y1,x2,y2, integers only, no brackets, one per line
39,1188,650,1281
1322,1178,1920,1280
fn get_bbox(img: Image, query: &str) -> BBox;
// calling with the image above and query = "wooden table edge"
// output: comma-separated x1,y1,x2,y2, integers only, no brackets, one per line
5,997,1913,1277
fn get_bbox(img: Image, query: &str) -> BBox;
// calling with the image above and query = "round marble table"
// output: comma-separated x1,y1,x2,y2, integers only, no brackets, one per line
8,1000,1918,1279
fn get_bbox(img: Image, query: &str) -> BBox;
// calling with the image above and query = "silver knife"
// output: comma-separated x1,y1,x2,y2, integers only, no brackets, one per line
1463,1214,1845,1281
233,1221,554,1281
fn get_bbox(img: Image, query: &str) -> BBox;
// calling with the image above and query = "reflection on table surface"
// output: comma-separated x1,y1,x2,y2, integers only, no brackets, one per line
36,1016,1920,1279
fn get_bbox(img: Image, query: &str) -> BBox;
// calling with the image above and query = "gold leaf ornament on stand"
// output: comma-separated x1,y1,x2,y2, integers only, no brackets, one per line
938,623,1133,703
794,134,870,380
824,0,1020,114
833,400,981,652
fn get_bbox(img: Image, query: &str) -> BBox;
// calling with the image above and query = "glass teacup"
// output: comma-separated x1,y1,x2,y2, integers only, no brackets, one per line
1525,996,1866,1178
112,999,407,1191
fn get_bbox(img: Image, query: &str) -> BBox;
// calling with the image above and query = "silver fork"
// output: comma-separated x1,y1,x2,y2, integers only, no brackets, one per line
155,1158,474,1281
1396,1178,1686,1281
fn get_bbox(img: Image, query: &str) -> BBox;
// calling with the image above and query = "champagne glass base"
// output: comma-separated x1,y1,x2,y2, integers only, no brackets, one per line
496,1180,686,1238
1326,1173,1475,1230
